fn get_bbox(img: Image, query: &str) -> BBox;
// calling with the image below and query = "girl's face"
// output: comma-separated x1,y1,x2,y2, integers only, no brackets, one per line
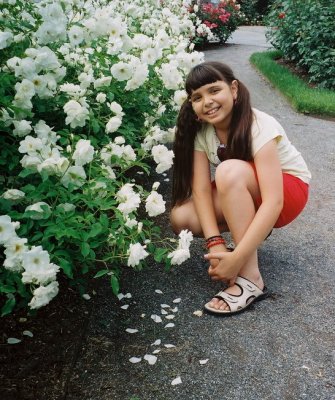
190,80,238,129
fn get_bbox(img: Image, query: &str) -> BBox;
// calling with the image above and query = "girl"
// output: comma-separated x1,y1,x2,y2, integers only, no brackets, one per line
170,61,311,316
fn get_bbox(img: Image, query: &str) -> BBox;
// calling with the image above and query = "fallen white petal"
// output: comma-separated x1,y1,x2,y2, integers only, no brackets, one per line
164,178,170,182
193,310,203,317
151,314,162,323
129,357,142,363
171,307,178,313
165,315,175,320
124,293,132,299
7,338,21,344
144,354,158,365
164,344,175,348
121,304,129,310
152,349,161,354
152,339,161,346
165,323,175,328
161,309,168,315
173,298,181,303
82,294,91,300
155,289,163,294
126,328,138,334
199,359,209,365
160,304,170,308
22,330,33,337
141,313,146,318
171,376,182,385
117,293,125,300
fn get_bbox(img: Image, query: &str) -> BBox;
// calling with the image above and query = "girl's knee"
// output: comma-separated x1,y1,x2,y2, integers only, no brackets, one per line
215,160,253,191
170,203,200,235
170,205,187,234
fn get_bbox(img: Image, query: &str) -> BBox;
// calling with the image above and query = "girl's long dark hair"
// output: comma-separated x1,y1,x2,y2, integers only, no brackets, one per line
171,61,253,207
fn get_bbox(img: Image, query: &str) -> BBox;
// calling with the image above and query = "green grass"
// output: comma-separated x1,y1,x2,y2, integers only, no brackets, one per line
250,50,335,118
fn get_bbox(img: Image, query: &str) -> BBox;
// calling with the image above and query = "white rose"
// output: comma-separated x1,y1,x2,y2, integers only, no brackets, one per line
127,243,149,267
13,120,32,137
151,145,174,173
73,139,94,166
61,165,86,188
2,189,25,200
106,116,122,133
145,191,166,217
22,246,59,285
29,281,59,309
0,215,17,245
25,202,51,219
110,61,133,81
0,31,13,50
63,100,89,129
109,101,124,116
168,248,190,265
96,93,106,103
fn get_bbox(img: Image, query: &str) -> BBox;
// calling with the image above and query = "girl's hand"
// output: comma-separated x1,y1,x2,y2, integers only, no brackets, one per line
205,251,241,285
207,244,226,268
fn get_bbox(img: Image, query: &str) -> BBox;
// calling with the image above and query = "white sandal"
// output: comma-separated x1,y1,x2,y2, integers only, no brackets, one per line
204,276,268,316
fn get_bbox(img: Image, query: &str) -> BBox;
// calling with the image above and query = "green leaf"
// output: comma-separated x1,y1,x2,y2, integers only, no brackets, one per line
0,285,16,294
154,247,167,262
91,118,100,134
110,274,119,295
87,223,102,238
94,269,109,278
80,242,90,258
18,168,36,178
1,296,16,317
58,258,74,278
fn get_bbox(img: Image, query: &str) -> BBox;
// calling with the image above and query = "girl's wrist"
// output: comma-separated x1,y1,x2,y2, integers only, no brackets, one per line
209,243,226,252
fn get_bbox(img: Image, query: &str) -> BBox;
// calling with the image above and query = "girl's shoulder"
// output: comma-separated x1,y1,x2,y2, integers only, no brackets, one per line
251,108,285,134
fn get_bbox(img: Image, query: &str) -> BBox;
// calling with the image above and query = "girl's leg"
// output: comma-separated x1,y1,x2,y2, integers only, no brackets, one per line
208,160,264,311
170,189,229,237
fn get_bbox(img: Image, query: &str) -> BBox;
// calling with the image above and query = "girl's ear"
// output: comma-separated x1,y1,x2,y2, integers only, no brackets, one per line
231,80,238,100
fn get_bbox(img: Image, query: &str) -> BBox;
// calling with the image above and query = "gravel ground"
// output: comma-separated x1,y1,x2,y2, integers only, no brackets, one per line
65,27,335,400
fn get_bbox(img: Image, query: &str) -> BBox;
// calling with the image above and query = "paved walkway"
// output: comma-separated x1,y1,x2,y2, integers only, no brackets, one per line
65,28,335,400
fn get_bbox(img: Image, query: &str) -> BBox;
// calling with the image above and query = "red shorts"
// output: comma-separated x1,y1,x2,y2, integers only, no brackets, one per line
212,163,309,228
250,163,309,228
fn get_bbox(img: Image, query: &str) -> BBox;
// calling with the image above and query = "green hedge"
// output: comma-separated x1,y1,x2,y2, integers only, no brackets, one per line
265,0,335,89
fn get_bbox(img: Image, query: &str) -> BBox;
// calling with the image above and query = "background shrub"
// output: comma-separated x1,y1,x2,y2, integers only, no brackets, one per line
265,0,335,89
238,0,274,25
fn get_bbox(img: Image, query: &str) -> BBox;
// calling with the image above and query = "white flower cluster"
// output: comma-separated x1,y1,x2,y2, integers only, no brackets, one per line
0,215,59,309
168,230,194,265
0,0,203,311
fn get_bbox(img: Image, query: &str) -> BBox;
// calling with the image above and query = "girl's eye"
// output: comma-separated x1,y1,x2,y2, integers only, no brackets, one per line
192,96,201,102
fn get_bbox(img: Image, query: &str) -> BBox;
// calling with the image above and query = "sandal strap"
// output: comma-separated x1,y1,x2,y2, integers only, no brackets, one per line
213,276,264,313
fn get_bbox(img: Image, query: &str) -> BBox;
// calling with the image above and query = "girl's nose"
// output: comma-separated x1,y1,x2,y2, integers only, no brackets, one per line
204,95,213,107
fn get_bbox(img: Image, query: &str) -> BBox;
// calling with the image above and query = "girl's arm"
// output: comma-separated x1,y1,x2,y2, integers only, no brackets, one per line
234,138,283,263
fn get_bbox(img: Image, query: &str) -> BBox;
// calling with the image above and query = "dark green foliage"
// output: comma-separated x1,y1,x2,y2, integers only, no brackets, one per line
265,0,335,89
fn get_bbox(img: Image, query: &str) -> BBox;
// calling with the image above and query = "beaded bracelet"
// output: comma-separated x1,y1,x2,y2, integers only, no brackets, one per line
205,235,225,250
206,239,225,249
206,235,223,242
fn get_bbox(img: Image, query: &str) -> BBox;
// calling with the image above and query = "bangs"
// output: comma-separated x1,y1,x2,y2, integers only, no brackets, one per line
185,64,225,95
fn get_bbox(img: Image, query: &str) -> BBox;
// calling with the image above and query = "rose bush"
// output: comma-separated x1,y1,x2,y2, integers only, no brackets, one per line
0,0,205,316
265,0,335,89
188,0,241,47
